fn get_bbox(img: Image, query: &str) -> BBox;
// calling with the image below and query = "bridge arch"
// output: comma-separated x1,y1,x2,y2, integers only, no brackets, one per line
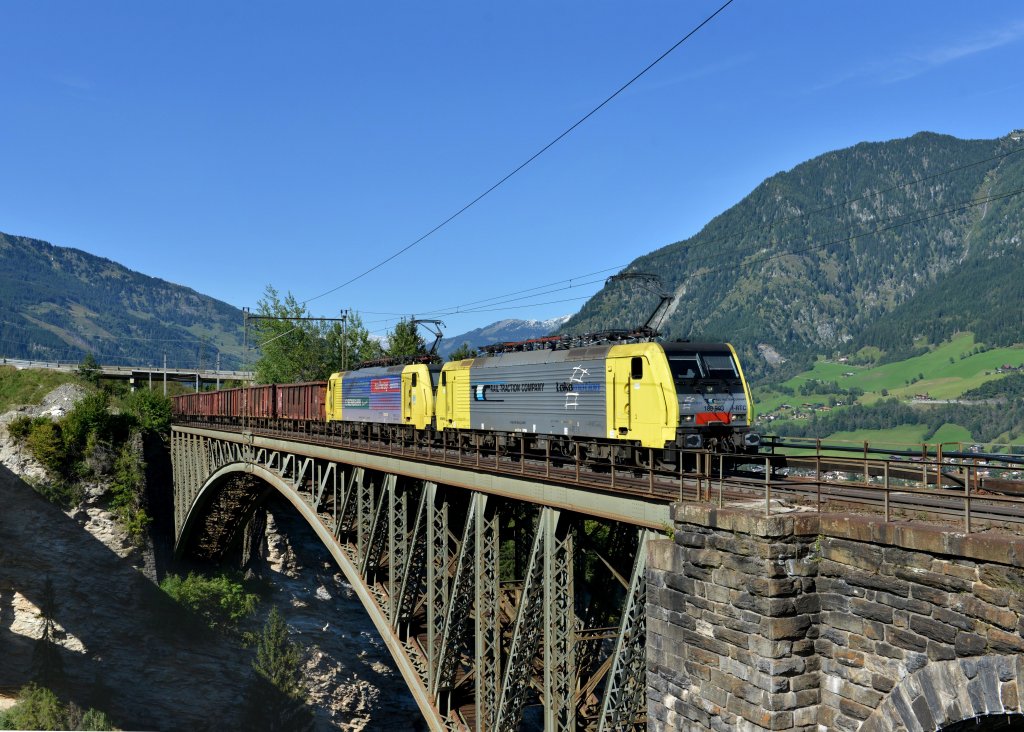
860,656,1024,732
174,460,443,725
175,461,327,561
170,427,660,730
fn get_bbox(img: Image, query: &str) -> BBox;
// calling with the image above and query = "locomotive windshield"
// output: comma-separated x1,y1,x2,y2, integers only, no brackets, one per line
702,353,739,380
668,356,702,382
668,352,739,383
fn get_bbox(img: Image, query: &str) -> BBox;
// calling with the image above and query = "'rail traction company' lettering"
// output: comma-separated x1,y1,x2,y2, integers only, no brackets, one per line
490,382,545,393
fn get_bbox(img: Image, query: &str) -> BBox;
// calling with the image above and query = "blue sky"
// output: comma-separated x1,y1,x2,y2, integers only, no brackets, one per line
3,1,1023,340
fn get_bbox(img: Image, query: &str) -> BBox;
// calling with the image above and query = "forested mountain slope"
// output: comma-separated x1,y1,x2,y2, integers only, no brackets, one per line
563,131,1024,378
0,232,246,368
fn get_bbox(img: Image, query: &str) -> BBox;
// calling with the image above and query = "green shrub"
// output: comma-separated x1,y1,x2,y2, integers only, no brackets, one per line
119,390,172,434
160,571,259,633
6,414,32,442
0,684,113,731
26,421,69,477
32,480,84,511
109,439,151,544
61,391,111,454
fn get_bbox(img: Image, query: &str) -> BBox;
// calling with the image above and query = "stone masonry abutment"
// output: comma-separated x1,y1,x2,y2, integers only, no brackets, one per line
647,505,1024,731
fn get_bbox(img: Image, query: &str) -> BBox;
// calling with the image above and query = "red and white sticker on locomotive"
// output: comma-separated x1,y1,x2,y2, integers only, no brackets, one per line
696,411,731,426
370,378,400,393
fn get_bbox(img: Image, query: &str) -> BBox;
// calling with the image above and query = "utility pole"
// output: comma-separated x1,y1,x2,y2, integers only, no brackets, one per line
242,307,249,434
216,353,221,390
341,309,349,371
163,353,167,396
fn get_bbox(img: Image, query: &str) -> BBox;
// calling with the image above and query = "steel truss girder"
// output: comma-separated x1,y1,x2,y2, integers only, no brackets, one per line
171,429,653,732
544,509,576,731
598,528,655,732
474,496,501,732
496,506,564,731
395,483,430,634
433,492,484,697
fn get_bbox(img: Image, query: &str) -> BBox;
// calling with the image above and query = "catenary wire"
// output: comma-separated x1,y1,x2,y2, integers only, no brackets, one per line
366,186,1024,334
332,142,1024,330
299,0,737,307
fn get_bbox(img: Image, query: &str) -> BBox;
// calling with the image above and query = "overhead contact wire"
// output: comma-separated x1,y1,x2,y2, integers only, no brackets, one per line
300,0,737,307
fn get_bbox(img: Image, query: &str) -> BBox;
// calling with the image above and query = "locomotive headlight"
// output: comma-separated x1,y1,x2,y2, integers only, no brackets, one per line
731,413,745,421
682,414,694,422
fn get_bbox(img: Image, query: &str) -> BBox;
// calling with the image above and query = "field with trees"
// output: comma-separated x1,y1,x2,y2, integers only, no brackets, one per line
754,333,1024,449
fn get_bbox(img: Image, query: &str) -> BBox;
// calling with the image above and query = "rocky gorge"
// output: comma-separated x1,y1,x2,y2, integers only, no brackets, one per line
0,384,421,730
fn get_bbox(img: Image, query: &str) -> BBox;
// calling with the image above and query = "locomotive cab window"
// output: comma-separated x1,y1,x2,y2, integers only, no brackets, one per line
411,373,417,387
631,357,643,380
441,372,447,386
669,356,703,382
702,353,739,379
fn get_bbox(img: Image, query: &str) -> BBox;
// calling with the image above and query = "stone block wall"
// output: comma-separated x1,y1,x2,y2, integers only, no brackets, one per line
815,533,1024,731
646,507,821,731
647,506,1024,731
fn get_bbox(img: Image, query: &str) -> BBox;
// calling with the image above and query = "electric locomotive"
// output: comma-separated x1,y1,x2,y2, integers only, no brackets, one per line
323,339,757,464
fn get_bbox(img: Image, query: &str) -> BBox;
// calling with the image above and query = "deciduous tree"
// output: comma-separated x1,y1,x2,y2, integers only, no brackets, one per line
251,286,380,382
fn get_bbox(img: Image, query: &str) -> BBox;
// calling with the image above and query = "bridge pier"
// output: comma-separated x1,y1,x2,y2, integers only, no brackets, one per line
647,505,1024,731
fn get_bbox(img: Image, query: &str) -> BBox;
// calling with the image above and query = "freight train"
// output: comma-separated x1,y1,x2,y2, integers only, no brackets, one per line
172,339,760,467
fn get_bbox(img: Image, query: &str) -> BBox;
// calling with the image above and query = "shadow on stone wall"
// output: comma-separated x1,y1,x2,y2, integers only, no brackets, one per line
0,462,269,730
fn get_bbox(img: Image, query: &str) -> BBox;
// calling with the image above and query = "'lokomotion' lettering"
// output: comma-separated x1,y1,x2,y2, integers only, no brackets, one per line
556,382,601,393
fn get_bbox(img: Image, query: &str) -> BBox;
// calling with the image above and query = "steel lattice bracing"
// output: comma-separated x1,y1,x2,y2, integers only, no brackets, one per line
171,426,662,731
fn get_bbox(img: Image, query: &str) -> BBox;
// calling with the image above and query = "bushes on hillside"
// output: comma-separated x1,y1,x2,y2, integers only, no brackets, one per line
109,438,151,542
119,389,173,433
11,388,172,537
0,684,113,731
160,571,259,634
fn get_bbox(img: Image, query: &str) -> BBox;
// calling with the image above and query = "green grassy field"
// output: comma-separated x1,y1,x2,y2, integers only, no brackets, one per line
782,422,976,452
755,334,1024,413
753,333,1024,447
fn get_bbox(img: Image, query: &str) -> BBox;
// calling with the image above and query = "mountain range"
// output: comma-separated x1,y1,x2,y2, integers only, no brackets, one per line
562,130,1024,378
0,231,568,369
0,232,248,370
436,316,571,357
4,130,1022,380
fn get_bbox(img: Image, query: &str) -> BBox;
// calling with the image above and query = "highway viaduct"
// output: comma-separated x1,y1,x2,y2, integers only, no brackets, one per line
170,424,1024,731
1,356,251,391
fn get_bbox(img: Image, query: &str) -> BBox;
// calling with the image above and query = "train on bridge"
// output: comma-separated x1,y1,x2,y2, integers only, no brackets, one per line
172,339,761,467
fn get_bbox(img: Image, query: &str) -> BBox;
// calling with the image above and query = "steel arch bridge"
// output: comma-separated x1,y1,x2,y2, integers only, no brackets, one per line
170,425,668,731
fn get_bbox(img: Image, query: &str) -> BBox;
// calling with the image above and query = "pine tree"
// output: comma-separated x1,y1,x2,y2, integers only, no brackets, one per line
243,607,312,731
253,607,303,697
386,317,427,358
